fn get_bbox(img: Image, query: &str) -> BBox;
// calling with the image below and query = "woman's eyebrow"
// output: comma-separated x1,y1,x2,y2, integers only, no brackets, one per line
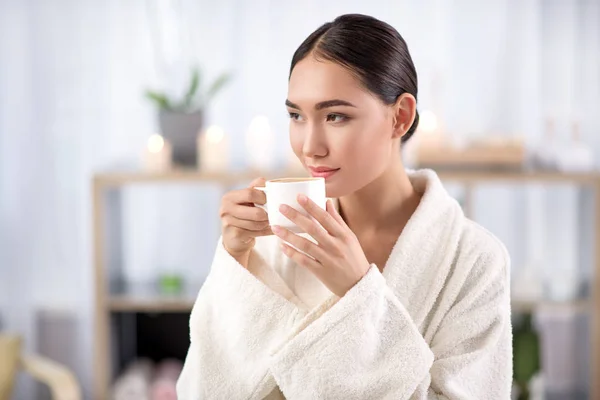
285,99,357,110
315,99,357,110
285,99,301,110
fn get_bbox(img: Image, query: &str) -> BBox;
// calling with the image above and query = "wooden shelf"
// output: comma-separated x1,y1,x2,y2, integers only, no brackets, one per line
107,295,195,312
511,299,592,314
107,282,200,312
436,169,600,184
104,294,591,314
93,168,309,187
93,168,600,187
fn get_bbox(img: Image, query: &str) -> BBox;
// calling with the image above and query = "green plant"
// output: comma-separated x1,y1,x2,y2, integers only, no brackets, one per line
145,67,230,113
513,313,540,400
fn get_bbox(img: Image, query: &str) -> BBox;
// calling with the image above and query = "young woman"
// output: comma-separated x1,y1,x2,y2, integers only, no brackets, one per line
177,14,511,399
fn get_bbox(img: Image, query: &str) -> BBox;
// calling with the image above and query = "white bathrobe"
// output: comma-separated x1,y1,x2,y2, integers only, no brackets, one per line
177,169,512,399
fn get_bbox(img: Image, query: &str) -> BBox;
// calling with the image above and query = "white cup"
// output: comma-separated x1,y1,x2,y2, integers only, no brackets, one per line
255,177,326,233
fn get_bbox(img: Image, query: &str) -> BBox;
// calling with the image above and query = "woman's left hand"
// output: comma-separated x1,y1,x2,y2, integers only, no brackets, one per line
271,195,371,297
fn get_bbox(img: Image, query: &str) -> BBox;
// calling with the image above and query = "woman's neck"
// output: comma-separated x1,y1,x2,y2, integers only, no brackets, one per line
338,159,420,235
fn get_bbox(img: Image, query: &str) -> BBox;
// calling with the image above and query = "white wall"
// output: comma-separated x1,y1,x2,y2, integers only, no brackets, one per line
0,0,598,398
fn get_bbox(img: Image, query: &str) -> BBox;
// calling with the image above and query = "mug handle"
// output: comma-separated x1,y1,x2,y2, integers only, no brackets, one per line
254,186,267,211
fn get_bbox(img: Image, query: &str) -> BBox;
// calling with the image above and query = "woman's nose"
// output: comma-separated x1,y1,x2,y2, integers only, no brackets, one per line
302,123,328,158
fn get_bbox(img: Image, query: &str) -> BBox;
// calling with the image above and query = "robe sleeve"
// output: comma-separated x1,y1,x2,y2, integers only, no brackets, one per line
269,251,512,400
176,239,301,400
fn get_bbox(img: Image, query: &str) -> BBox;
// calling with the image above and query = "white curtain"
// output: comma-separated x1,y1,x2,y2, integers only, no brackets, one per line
1,0,598,397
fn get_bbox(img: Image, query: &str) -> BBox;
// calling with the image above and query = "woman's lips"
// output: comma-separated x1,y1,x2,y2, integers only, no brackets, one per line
308,167,340,179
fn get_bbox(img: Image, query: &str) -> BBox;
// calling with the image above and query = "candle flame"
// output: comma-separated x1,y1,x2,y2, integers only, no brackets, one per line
148,134,165,153
248,115,271,140
419,110,438,134
206,125,225,144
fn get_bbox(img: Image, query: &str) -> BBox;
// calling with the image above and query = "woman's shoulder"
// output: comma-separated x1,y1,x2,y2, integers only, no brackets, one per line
455,217,511,283
408,168,509,273
432,212,510,291
460,218,509,261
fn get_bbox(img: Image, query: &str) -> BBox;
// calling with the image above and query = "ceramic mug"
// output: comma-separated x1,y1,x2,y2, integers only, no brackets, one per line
255,177,326,233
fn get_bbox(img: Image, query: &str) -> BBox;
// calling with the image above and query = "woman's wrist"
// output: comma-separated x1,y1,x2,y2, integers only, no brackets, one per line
231,250,251,269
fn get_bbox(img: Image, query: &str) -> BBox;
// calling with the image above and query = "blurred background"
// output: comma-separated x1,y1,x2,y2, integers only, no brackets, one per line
1,0,599,399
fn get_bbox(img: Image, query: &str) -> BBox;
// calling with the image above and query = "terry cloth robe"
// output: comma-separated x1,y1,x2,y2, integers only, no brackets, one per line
176,169,512,399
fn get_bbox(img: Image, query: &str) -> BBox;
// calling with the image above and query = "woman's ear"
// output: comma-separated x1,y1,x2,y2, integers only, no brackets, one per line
391,93,417,139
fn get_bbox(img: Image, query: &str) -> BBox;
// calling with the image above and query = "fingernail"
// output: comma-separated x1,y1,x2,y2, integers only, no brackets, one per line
279,204,289,213
298,194,308,204
272,225,282,234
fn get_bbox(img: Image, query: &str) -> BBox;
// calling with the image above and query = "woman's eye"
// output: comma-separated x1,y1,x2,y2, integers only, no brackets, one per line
288,112,303,121
326,113,348,123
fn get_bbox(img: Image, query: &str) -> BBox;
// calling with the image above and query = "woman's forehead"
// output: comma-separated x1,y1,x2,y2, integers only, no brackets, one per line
288,57,369,107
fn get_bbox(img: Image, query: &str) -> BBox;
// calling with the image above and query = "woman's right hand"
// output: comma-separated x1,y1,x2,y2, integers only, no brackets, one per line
220,177,272,267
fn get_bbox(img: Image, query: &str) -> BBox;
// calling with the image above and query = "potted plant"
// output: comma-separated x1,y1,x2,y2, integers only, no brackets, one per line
145,68,230,166
513,313,541,400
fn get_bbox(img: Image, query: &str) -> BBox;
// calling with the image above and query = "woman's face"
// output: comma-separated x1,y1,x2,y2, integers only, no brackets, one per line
287,56,397,198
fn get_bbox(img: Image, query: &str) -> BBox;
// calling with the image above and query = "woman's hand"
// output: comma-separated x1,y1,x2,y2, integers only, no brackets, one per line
271,195,371,297
220,177,273,268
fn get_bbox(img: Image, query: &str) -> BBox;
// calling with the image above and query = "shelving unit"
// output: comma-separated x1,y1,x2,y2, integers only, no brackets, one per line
92,168,600,400
107,293,197,313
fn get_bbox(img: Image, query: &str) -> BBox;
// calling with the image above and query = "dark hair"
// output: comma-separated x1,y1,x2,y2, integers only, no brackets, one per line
290,14,419,143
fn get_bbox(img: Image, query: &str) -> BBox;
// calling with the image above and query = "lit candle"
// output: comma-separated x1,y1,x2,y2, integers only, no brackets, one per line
246,115,274,172
143,134,172,171
197,125,230,172
417,110,446,147
419,110,439,134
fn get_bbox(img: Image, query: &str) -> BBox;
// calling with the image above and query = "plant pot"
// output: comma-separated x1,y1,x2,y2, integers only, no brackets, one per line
158,110,204,166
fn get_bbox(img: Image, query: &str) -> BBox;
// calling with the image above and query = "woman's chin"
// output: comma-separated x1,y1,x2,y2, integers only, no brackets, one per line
325,180,346,199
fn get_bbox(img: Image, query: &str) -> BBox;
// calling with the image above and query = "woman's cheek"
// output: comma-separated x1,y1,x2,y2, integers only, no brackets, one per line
336,124,366,158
